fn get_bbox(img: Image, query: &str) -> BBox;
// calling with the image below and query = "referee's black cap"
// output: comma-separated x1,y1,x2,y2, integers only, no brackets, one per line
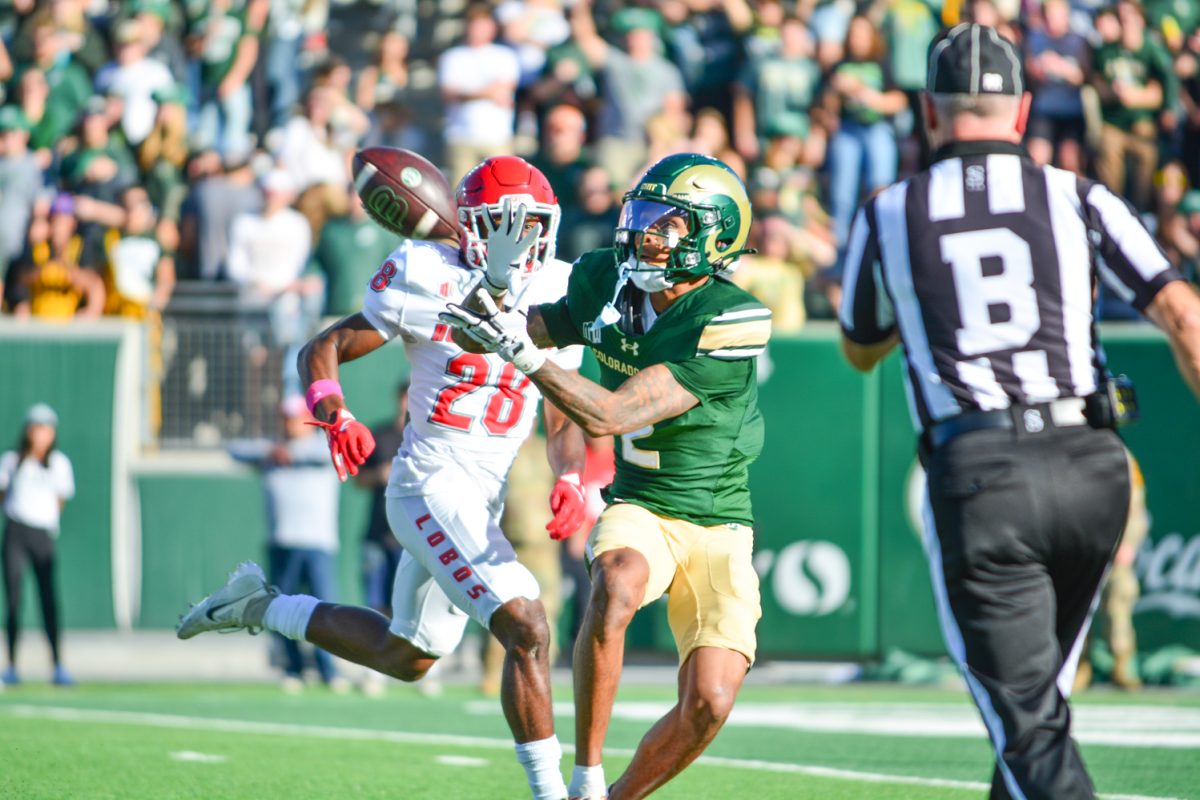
927,24,1024,96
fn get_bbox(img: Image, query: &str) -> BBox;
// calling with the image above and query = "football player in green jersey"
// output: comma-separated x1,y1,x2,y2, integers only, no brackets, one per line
444,153,771,800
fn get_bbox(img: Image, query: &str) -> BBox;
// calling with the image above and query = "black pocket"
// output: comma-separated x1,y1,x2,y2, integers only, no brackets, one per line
929,442,1016,498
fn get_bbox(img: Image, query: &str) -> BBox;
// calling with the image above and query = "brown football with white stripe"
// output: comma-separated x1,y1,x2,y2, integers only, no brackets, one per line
352,147,460,242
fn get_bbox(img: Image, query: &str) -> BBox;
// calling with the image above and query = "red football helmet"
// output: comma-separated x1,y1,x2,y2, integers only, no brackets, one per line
457,156,560,273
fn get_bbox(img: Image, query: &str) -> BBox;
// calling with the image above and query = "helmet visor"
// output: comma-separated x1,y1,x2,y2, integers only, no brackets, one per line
618,200,690,236
616,200,691,268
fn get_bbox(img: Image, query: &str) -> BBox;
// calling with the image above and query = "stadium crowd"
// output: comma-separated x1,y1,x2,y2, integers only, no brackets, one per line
1,0,1199,331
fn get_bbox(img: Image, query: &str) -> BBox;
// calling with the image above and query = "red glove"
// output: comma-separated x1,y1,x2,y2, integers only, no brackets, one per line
546,472,587,541
307,407,375,482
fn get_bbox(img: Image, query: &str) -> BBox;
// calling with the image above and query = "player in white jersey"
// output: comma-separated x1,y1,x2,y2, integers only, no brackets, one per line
178,157,586,800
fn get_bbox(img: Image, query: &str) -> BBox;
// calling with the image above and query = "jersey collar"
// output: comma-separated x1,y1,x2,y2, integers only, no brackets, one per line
931,139,1028,163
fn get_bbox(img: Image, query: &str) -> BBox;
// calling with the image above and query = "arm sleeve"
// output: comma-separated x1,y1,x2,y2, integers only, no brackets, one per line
548,343,585,370
1084,182,1183,310
838,203,897,344
52,453,75,501
360,251,411,341
537,297,586,348
664,355,754,405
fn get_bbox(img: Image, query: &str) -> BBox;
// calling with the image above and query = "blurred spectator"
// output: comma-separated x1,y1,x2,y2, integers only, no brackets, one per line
438,3,520,184
1074,451,1149,692
1025,0,1090,173
59,98,138,266
355,31,409,114
10,193,105,320
688,107,745,177
263,0,326,132
1,404,75,687
355,380,408,618
361,98,427,154
274,85,354,238
227,169,319,388
1092,0,1173,212
661,0,752,119
132,0,188,83
962,0,1021,44
1162,188,1200,276
885,0,941,99
1176,25,1200,187
138,85,190,240
742,0,785,66
179,150,262,281
810,0,855,71
571,2,686,186
186,0,269,158
311,190,399,316
824,15,907,255
884,0,940,167
526,24,599,121
560,164,620,262
98,186,176,319
1146,1,1200,49
58,97,137,203
530,103,590,222
730,215,813,333
38,0,109,74
94,19,175,148
308,56,370,143
229,396,346,693
733,17,823,166
16,23,91,156
0,106,43,291
645,105,693,167
226,168,314,301
496,0,571,88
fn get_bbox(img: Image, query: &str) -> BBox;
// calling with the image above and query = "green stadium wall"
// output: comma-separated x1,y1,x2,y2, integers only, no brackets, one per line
4,323,1199,660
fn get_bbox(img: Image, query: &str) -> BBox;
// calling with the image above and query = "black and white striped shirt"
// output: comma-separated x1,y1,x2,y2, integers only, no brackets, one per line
839,140,1182,432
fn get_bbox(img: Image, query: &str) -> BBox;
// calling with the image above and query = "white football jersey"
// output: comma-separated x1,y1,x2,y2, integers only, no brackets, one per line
361,240,583,495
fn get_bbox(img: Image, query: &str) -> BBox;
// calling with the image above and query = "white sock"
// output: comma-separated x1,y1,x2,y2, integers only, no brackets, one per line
514,736,567,800
568,764,607,799
262,594,320,640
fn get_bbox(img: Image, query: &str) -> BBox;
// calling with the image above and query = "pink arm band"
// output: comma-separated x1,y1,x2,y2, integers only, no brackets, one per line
305,380,344,414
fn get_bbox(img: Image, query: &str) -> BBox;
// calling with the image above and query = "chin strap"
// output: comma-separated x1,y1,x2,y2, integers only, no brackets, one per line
714,246,758,269
585,261,632,342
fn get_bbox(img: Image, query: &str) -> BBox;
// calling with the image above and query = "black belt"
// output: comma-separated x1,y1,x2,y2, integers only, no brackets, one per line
924,398,1091,450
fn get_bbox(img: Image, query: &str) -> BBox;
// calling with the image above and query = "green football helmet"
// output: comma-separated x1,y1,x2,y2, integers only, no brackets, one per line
615,153,754,283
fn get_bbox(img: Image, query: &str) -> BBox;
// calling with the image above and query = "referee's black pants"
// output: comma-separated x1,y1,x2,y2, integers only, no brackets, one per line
921,424,1129,800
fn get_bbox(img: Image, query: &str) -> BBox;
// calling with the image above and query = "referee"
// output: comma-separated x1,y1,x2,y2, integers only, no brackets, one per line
839,24,1200,800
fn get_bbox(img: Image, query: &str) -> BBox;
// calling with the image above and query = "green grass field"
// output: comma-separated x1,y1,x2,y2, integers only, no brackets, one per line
1,681,1196,799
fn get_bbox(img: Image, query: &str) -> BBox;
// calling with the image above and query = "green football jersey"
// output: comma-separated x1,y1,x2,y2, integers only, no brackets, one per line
538,249,771,526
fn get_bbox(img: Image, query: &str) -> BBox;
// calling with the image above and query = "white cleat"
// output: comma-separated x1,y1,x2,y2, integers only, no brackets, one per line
176,561,277,640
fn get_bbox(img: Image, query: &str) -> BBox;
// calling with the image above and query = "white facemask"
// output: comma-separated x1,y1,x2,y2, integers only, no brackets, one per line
628,264,673,293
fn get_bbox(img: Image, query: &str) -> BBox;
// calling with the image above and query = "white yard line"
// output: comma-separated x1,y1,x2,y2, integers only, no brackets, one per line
169,751,228,763
470,700,1200,750
1,704,1183,800
434,755,489,768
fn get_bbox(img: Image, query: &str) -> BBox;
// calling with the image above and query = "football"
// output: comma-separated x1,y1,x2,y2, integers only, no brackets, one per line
352,146,460,242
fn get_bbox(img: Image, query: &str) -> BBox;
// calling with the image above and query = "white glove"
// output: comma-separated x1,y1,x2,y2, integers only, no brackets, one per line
439,290,547,374
482,197,542,297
